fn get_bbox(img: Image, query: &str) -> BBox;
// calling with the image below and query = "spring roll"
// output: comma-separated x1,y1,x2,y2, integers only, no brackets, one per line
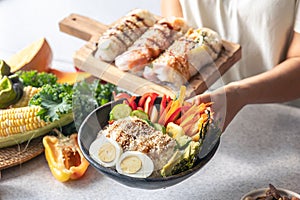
115,17,189,73
95,9,157,62
143,28,223,87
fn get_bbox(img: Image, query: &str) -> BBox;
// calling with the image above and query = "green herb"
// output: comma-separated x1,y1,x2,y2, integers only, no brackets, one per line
94,81,116,106
28,77,116,128
16,70,57,87
72,80,116,129
29,83,73,122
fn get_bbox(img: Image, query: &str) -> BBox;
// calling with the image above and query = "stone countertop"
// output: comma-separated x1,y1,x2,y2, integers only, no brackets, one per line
1,103,300,200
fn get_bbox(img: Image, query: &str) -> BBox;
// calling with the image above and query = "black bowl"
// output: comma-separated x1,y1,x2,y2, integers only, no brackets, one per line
78,98,220,190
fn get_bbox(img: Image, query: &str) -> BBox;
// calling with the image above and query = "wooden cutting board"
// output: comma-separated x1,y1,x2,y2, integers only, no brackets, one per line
59,13,241,98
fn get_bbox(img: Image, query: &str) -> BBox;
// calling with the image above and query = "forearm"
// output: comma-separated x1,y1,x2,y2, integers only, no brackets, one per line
160,0,183,17
229,57,300,106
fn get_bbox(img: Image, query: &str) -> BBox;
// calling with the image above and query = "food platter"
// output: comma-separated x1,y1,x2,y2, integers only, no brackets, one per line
59,13,241,98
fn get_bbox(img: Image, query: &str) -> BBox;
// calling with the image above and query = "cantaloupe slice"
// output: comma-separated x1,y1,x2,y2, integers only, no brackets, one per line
7,38,53,72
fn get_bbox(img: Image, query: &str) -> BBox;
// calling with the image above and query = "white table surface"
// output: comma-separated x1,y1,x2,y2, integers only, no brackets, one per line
1,103,300,199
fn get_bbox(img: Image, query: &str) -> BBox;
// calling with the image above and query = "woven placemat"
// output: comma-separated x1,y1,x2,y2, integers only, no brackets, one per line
0,136,44,170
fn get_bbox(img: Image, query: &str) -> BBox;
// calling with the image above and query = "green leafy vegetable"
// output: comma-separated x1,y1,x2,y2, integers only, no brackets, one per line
29,83,73,122
27,75,116,128
94,81,116,106
72,80,117,129
16,70,57,87
72,80,99,129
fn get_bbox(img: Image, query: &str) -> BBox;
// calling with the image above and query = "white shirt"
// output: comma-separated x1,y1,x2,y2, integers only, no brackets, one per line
179,0,300,88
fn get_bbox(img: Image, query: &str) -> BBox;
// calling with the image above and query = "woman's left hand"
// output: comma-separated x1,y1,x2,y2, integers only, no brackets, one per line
189,83,246,132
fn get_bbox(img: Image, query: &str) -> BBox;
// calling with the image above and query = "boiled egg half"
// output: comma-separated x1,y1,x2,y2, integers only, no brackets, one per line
116,151,154,178
89,134,122,167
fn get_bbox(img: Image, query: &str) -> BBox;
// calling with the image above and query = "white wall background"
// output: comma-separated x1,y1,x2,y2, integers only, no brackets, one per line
0,0,161,71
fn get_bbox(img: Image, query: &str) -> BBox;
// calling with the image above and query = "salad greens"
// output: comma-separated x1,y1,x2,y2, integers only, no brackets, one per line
24,70,116,127
16,70,57,87
95,81,116,106
29,83,73,122
72,79,117,129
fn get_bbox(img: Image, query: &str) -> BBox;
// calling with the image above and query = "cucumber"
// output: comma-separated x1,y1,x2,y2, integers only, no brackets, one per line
130,110,149,120
109,104,132,120
153,123,166,134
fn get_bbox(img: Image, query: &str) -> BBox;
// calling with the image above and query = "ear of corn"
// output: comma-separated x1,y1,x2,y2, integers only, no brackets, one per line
0,106,47,137
0,106,74,148
10,86,41,108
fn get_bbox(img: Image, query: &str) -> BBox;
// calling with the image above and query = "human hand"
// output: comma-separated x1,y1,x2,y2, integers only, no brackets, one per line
189,83,245,132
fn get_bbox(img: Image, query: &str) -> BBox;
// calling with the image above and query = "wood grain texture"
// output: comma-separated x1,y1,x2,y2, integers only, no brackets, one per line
59,13,108,42
59,14,241,98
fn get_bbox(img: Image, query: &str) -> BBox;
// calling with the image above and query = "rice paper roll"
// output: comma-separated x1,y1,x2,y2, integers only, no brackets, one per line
115,17,189,73
95,9,157,62
143,28,223,87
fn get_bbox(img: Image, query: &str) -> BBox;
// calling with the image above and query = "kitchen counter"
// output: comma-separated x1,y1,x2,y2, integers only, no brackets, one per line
1,103,300,200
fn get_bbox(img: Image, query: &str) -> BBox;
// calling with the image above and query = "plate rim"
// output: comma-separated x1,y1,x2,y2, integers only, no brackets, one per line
241,187,300,200
78,98,221,189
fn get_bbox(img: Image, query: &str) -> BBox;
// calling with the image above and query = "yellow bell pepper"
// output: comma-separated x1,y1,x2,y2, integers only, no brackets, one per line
43,132,89,182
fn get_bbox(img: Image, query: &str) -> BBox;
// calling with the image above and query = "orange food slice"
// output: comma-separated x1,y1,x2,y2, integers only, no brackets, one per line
7,38,53,72
49,69,91,84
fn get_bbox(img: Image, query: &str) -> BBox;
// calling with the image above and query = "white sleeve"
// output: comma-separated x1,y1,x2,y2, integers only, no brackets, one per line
295,4,300,33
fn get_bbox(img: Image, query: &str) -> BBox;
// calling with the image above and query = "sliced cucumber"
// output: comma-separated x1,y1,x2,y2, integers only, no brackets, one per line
153,123,166,134
130,110,149,120
109,104,132,120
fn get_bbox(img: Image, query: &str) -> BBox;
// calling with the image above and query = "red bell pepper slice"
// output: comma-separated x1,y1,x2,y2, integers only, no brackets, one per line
166,96,172,103
138,93,151,108
164,86,186,123
159,94,167,116
128,96,137,110
164,107,182,126
139,92,158,115
136,106,144,111
138,92,158,108
174,105,191,125
113,92,131,101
